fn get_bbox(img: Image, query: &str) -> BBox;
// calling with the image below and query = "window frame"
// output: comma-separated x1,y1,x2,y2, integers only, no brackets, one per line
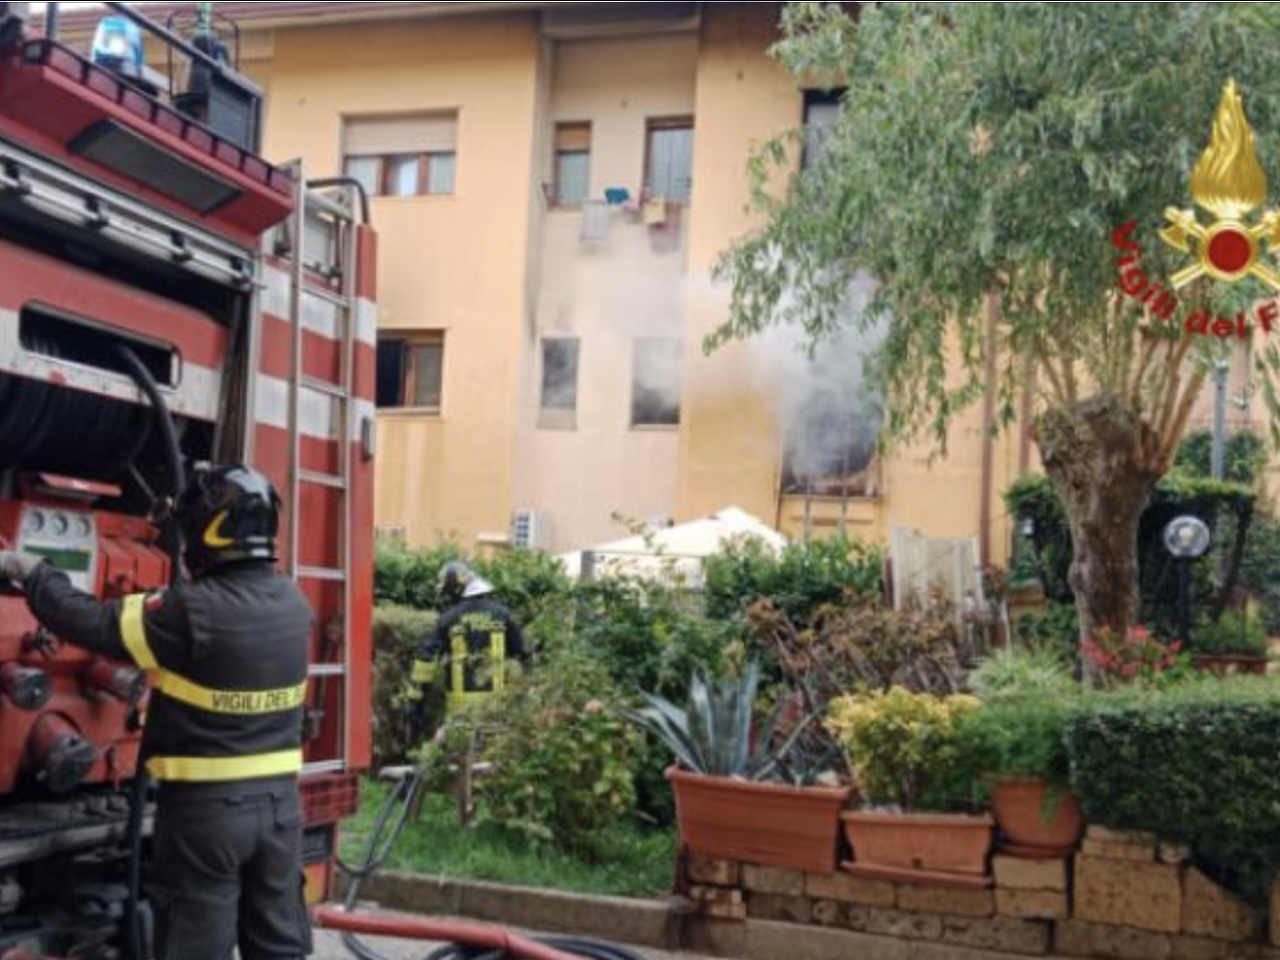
342,152,459,199
552,121,593,208
802,88,846,171
643,116,695,206
341,112,460,199
779,391,883,500
630,336,683,430
538,337,582,430
377,331,446,415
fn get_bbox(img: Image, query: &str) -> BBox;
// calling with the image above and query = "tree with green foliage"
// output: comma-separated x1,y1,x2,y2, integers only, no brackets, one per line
712,3,1280,672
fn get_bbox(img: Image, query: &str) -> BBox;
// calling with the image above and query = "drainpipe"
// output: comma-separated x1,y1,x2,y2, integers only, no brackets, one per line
979,294,1001,567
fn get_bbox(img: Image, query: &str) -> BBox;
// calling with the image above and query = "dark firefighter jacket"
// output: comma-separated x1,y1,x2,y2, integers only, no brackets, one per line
411,597,525,710
24,561,313,786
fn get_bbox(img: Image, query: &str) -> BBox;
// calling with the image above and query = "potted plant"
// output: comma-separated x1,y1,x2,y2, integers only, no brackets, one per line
629,663,854,874
1186,611,1270,677
965,650,1084,857
827,688,993,887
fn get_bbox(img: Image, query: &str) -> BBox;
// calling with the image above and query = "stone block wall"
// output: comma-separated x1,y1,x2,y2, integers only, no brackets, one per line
681,827,1280,960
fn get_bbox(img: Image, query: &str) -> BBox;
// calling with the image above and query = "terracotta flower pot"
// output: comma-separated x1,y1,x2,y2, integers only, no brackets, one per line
667,767,853,874
991,779,1084,859
841,810,994,884
1191,654,1269,678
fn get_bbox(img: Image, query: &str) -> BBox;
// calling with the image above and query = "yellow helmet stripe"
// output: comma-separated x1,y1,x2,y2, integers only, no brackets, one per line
203,510,235,549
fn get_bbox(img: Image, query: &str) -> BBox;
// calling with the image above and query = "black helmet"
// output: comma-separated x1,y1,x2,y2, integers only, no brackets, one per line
176,464,280,577
438,561,494,607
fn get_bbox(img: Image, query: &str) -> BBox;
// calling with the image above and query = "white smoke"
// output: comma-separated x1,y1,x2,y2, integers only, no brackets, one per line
760,273,889,494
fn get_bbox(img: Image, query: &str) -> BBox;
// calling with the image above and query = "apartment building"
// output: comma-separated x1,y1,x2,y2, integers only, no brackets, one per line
56,1,1254,565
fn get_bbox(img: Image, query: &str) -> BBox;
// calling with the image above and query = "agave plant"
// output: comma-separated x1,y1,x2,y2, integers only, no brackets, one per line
628,662,811,782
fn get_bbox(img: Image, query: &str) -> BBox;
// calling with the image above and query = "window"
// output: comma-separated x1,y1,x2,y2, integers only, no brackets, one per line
781,388,883,499
553,123,592,206
540,338,581,414
343,112,458,198
803,89,845,170
631,338,682,427
645,118,694,204
377,333,444,412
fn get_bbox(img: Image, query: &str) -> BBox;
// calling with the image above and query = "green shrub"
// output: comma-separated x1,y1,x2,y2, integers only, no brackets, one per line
475,549,575,648
375,543,462,609
1188,610,1269,658
827,688,982,812
419,643,643,856
1176,429,1267,487
1065,679,1280,902
375,544,573,626
574,574,738,701
704,535,884,624
954,696,1076,794
1012,604,1081,667
1242,513,1280,636
372,605,439,766
969,648,1076,702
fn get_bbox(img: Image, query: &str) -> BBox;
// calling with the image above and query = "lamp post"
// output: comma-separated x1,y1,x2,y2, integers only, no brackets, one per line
1164,516,1212,644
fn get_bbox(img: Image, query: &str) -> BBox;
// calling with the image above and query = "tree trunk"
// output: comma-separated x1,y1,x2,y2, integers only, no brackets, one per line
1035,394,1167,684
1212,501,1254,622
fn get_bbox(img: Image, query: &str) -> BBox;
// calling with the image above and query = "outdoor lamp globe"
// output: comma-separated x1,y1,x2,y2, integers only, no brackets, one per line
1164,516,1212,560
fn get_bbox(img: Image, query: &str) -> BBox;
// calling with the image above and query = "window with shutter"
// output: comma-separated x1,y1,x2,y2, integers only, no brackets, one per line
343,112,459,197
645,118,694,204
553,123,592,206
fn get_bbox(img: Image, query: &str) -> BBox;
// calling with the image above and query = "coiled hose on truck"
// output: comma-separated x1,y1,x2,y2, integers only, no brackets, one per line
331,769,650,960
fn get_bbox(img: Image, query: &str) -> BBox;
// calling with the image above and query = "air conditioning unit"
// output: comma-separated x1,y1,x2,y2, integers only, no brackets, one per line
511,510,554,553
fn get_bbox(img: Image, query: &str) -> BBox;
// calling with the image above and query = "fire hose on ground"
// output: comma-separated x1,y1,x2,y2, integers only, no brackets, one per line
316,767,650,960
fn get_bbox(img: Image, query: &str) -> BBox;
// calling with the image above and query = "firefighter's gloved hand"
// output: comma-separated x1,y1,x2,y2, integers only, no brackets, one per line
0,551,42,584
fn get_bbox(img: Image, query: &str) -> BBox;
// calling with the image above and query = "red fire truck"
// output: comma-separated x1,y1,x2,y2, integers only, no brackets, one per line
0,3,374,956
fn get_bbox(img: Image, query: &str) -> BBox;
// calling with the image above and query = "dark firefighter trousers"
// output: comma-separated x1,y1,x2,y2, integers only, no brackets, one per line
149,779,313,960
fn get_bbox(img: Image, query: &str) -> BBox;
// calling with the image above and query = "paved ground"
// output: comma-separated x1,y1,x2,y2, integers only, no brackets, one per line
313,926,713,960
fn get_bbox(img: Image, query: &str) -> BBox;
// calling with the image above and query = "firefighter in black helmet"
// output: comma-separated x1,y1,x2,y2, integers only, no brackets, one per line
0,465,314,960
410,561,526,720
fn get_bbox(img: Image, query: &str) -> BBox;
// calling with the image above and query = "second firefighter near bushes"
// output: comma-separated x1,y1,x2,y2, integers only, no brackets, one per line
410,562,526,724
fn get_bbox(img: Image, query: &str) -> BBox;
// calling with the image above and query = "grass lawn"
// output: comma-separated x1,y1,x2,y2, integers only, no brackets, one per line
340,780,678,900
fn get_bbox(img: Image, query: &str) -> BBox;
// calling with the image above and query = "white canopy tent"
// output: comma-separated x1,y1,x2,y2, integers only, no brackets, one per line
559,507,788,588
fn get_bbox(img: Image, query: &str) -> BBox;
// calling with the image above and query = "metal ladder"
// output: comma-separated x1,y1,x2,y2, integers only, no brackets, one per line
283,162,361,779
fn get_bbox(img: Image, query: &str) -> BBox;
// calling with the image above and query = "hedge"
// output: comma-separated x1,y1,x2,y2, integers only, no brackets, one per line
1065,679,1280,902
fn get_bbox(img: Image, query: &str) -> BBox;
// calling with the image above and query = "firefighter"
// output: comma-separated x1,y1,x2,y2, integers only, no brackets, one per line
410,561,526,719
0,465,313,960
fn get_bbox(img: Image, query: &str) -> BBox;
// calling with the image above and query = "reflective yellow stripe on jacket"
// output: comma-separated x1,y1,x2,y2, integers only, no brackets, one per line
155,674,308,716
120,594,159,671
121,594,307,784
122,593,307,717
146,750,304,783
